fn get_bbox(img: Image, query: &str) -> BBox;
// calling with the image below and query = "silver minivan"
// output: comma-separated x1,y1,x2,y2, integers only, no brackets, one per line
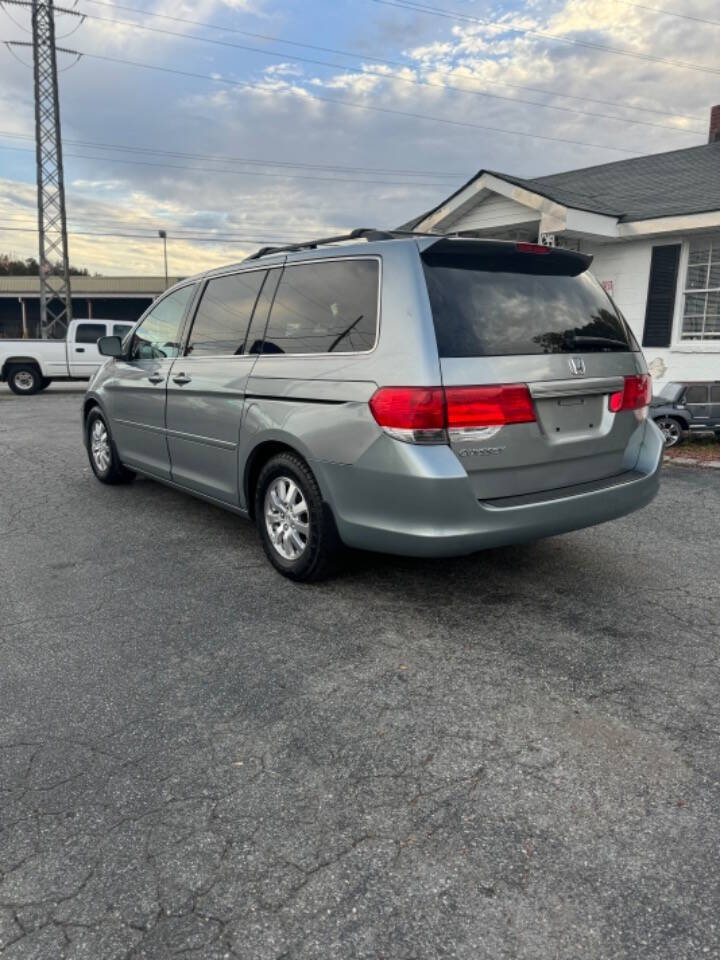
84,229,663,580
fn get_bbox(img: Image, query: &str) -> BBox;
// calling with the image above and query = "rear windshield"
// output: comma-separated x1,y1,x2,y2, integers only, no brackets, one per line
422,249,637,357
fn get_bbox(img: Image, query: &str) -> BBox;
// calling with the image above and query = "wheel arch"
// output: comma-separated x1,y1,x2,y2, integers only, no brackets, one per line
82,395,105,447
243,440,306,518
654,412,689,429
2,357,42,379
82,395,103,422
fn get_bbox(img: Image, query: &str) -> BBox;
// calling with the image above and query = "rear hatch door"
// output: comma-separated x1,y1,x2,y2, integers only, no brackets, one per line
421,239,646,500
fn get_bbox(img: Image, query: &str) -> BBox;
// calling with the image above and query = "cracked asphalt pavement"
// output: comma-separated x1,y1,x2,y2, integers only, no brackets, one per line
1,385,720,960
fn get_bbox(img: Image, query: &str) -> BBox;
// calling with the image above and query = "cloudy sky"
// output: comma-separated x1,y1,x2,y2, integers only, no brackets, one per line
0,0,716,275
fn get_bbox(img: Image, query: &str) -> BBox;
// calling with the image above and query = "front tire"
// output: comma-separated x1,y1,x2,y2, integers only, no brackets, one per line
655,416,685,447
38,377,52,391
255,452,342,581
7,365,42,395
85,408,135,485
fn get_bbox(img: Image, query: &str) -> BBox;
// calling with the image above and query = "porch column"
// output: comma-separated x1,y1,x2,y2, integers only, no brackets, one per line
19,297,28,338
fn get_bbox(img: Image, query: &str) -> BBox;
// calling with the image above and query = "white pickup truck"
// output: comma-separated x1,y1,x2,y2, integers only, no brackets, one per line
0,318,134,395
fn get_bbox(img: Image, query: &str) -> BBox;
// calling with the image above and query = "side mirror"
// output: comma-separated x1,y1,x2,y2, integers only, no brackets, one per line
98,335,124,358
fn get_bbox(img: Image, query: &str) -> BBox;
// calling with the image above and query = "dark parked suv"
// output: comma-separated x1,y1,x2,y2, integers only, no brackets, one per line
651,382,720,446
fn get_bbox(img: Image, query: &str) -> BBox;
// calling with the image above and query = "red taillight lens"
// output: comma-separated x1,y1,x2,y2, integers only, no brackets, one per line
515,242,551,255
369,387,445,430
369,383,535,442
609,374,652,413
609,389,624,413
445,384,536,427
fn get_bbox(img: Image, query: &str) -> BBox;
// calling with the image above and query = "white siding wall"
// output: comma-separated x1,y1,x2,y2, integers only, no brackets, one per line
450,195,540,233
584,236,720,387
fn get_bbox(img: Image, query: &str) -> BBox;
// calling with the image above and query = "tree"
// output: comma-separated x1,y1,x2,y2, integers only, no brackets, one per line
0,253,89,276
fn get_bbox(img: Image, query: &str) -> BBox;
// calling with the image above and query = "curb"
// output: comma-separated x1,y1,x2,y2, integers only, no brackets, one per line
664,456,720,469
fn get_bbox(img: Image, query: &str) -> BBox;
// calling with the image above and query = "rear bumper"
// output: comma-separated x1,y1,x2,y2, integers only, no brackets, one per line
316,419,663,557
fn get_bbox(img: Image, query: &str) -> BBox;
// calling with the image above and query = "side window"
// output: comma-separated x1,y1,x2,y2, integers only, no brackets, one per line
246,268,281,354
263,259,379,355
76,323,107,344
710,385,720,403
113,323,133,339
187,270,267,357
131,285,194,361
685,384,709,404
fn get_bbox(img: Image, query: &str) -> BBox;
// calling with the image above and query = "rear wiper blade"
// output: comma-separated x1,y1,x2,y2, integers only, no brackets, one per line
571,335,628,350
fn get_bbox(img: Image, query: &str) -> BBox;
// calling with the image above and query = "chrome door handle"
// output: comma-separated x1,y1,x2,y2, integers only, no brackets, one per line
147,374,164,384
172,374,192,385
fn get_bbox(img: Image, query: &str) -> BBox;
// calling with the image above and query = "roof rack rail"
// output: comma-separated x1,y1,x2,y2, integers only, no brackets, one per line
243,227,439,261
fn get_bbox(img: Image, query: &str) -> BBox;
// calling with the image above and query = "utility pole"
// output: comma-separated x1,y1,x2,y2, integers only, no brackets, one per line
5,1,81,338
158,230,168,288
31,0,72,338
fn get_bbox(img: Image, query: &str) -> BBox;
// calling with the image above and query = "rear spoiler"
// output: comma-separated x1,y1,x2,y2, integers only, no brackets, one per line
419,236,593,277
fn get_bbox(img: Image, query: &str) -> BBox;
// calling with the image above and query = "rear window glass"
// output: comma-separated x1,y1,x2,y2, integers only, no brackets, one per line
263,258,378,355
422,249,636,357
76,323,107,344
685,385,709,403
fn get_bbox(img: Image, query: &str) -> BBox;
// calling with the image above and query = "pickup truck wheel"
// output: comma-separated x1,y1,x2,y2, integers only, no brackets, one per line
255,452,343,582
86,408,135,485
7,365,42,395
38,377,52,391
654,416,685,447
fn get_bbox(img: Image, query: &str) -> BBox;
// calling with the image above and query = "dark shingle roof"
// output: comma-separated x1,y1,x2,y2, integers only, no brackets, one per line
402,141,720,229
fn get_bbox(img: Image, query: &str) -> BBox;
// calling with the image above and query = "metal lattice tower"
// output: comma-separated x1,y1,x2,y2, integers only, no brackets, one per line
30,0,72,338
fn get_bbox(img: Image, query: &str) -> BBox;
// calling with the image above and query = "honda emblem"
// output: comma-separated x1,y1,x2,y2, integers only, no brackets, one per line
569,356,586,376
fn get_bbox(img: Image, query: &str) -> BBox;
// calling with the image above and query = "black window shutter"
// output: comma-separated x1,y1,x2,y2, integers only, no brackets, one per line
642,244,681,347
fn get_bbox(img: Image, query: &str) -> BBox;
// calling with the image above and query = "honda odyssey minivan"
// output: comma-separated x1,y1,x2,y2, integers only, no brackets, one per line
83,229,663,580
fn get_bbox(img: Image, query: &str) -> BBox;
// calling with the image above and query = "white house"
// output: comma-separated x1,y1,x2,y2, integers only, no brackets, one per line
403,105,720,388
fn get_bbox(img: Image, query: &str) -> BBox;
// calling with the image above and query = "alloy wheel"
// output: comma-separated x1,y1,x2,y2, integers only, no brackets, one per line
91,418,111,473
656,417,681,447
264,476,310,561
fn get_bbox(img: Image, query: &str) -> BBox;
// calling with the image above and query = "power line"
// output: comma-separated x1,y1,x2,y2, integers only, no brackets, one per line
0,1,32,34
46,49,649,156
614,0,720,27
73,5,705,135
0,215,315,240
0,224,303,243
77,0,703,122
368,0,720,77
0,130,462,178
0,211,327,233
0,142,456,188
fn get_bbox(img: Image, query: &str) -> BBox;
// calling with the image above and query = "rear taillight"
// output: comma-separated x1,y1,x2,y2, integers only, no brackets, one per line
445,385,536,428
368,387,445,443
369,384,535,444
609,374,652,414
515,242,551,255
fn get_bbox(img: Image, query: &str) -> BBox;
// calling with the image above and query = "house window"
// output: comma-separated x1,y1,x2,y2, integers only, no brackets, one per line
681,236,720,340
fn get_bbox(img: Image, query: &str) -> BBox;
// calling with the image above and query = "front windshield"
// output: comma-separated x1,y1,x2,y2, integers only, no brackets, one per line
658,382,682,401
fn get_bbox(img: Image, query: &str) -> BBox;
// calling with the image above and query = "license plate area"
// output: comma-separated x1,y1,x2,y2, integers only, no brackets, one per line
535,394,608,441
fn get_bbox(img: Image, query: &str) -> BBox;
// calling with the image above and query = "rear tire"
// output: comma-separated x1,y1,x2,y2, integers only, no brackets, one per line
255,452,343,581
85,408,135,485
7,365,42,395
38,377,52,391
655,416,685,447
